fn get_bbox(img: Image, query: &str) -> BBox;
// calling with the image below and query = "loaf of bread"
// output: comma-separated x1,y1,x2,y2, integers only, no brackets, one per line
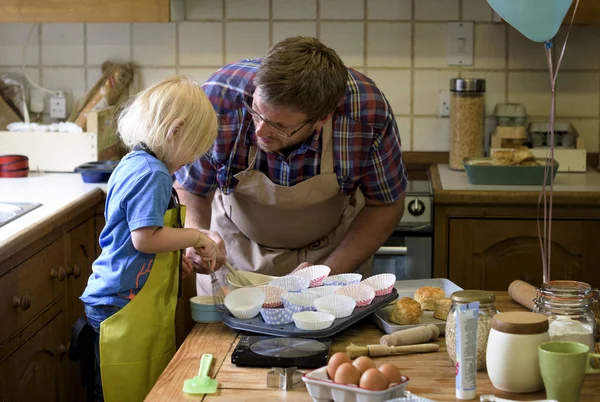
433,298,452,320
413,286,445,311
389,297,422,325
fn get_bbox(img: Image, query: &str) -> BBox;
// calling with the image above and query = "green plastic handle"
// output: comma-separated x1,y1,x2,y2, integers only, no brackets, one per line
199,354,214,377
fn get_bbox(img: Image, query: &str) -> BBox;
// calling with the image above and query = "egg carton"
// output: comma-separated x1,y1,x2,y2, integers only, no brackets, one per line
302,366,410,402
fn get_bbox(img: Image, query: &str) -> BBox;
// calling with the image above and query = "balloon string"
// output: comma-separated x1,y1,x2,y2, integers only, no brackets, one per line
537,0,579,284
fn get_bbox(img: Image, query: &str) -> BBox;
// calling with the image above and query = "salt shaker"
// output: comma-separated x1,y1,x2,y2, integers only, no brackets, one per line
486,312,549,393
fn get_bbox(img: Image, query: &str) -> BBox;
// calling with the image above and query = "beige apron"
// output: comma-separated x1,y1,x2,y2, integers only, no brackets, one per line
197,120,372,295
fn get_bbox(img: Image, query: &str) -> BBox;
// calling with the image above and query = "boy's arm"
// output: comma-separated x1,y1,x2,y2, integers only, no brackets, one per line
131,226,205,254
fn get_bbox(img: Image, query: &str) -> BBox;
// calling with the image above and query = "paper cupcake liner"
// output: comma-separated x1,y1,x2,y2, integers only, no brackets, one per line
260,307,294,325
291,265,331,287
292,311,336,330
303,286,341,299
361,273,396,296
314,294,356,318
255,285,285,308
270,276,310,292
282,292,317,312
224,287,265,319
335,284,375,307
322,273,363,287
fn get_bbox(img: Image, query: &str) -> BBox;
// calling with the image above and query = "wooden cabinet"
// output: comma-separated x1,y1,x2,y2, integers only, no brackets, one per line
565,0,600,25
447,219,600,290
0,0,184,23
0,310,67,402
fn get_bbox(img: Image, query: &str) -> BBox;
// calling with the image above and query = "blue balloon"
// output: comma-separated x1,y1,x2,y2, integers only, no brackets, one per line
486,0,573,42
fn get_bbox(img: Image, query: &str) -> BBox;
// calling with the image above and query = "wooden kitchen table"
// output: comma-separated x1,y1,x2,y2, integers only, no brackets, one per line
146,292,600,401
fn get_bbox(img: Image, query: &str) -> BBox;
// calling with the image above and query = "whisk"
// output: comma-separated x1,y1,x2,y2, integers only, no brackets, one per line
210,268,226,312
224,261,253,287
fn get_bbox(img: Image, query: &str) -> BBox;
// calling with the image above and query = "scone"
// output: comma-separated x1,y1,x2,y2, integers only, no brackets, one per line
389,297,422,325
513,146,536,165
433,298,452,320
414,286,445,311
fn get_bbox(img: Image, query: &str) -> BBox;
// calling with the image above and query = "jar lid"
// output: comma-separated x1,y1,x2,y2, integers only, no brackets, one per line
492,312,549,335
450,290,495,304
450,78,486,92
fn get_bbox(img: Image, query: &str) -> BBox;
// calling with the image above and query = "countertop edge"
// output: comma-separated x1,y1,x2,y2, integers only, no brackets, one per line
0,188,105,262
429,165,600,206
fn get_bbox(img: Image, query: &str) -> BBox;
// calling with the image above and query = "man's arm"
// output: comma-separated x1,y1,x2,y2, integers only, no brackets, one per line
174,181,214,230
322,195,405,274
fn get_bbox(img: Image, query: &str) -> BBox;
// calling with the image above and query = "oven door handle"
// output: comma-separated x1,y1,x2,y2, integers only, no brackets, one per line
375,246,408,256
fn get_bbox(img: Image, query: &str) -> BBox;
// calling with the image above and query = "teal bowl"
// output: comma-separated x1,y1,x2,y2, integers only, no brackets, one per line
190,296,223,323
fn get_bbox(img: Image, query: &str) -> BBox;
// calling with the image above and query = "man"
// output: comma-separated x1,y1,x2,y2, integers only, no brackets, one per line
175,37,407,295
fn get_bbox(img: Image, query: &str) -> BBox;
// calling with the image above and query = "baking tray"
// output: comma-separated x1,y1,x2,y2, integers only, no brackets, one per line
222,288,398,339
372,278,462,335
464,158,559,185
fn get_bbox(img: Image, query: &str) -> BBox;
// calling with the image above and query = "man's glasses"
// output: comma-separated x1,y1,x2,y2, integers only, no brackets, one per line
243,98,312,138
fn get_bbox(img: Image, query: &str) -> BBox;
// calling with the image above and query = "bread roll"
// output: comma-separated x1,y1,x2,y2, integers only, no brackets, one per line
389,297,422,325
492,149,514,164
513,146,535,164
413,286,445,311
433,298,452,320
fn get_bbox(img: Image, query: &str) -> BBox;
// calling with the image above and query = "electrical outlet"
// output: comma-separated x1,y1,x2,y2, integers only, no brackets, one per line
49,92,67,119
439,90,451,117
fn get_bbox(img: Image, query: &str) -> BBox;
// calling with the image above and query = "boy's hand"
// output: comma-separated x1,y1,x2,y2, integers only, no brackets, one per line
194,232,217,270
186,229,226,275
181,255,193,278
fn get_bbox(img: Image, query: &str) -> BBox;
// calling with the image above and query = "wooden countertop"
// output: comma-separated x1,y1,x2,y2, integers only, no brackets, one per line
430,165,600,206
147,293,600,402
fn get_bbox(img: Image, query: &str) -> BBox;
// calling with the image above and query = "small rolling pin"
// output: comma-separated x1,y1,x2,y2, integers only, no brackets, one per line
346,343,439,359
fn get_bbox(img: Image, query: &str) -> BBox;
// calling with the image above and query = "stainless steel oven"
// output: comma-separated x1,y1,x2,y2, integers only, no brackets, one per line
372,180,433,280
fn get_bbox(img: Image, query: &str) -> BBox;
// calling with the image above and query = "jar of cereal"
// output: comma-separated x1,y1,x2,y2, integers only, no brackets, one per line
449,78,486,170
446,290,497,371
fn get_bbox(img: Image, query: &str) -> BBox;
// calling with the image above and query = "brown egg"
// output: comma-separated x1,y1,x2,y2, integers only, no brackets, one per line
327,352,352,380
352,356,377,374
334,362,361,386
378,363,403,384
359,368,389,390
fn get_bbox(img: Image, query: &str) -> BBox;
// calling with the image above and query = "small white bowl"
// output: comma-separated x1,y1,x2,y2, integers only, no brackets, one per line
322,273,362,287
260,307,294,325
255,285,285,308
282,291,317,312
361,273,396,297
291,265,331,287
224,287,265,319
335,284,375,307
314,295,356,318
270,276,310,292
292,311,336,330
303,286,341,298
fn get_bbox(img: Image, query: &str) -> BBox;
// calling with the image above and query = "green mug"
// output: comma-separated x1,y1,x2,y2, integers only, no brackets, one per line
538,341,600,402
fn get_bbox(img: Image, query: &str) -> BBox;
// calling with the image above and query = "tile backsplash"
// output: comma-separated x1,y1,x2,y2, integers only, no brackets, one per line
1,0,599,154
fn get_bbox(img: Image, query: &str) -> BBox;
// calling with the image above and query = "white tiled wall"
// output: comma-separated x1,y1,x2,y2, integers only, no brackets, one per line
1,0,600,153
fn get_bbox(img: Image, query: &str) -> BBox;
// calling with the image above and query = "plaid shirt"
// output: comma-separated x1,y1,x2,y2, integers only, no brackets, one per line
175,59,407,204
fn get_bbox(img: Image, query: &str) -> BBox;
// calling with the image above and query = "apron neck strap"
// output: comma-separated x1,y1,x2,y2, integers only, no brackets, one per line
320,118,334,174
133,142,158,158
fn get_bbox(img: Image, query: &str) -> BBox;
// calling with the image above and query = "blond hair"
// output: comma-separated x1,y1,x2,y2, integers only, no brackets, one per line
118,75,217,164
255,36,347,120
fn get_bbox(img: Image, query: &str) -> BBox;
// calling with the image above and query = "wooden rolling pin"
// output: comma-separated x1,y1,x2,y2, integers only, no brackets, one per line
346,343,439,359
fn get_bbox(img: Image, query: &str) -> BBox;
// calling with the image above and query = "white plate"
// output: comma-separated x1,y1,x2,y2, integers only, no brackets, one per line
372,278,462,335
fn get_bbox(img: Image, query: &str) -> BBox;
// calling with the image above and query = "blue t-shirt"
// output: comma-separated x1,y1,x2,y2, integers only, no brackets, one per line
80,151,174,308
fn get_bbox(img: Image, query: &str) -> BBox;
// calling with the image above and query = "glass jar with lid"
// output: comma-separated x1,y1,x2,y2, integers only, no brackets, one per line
533,280,598,353
445,290,498,371
449,78,486,171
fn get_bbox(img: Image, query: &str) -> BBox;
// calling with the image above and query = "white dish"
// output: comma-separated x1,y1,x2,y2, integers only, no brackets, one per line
335,283,375,307
270,276,310,292
314,294,356,318
303,286,340,298
361,273,396,297
322,273,362,286
282,291,317,312
291,265,331,287
302,366,410,402
224,287,265,319
372,278,463,335
292,311,335,330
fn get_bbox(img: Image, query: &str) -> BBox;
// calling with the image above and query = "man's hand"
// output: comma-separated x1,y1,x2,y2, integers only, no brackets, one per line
181,255,193,279
186,229,227,274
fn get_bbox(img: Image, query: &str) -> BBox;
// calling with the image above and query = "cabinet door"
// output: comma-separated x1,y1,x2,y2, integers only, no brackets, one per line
565,0,600,25
448,219,585,290
65,217,96,402
0,312,67,402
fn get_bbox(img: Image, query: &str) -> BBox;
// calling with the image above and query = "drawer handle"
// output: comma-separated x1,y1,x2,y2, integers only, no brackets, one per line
50,267,67,281
59,344,67,356
66,265,82,279
12,294,31,311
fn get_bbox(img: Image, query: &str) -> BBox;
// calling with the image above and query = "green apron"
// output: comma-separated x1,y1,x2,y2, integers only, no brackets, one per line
99,204,184,402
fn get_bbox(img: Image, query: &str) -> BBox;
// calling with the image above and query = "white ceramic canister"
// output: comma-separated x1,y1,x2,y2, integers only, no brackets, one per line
486,311,549,393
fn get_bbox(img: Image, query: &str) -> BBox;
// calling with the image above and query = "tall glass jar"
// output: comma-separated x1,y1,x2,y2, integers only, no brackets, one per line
533,280,598,353
449,78,486,170
445,290,498,371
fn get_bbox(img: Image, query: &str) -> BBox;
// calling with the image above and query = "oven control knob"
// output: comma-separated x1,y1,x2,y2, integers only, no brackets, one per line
408,199,425,216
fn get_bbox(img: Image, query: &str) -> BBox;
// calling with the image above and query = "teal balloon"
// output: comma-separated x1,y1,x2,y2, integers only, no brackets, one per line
486,0,573,42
